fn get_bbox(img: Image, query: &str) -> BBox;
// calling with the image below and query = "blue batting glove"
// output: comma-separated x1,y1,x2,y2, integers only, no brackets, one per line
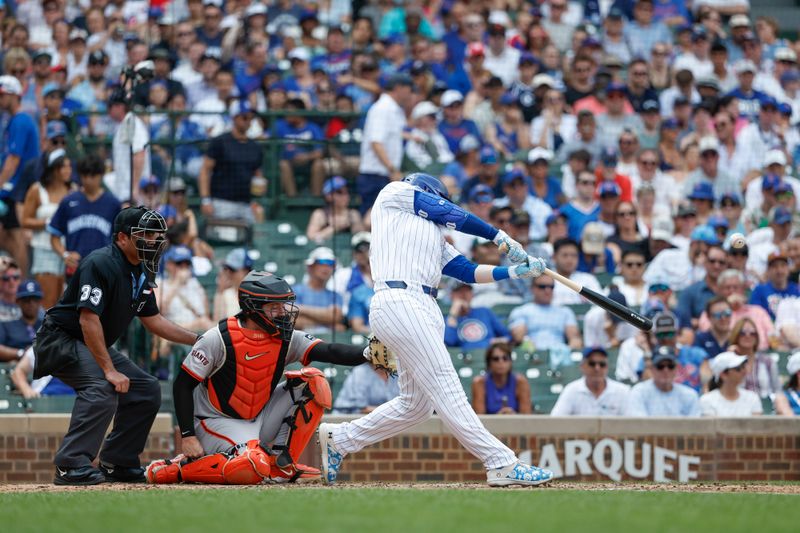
493,230,527,264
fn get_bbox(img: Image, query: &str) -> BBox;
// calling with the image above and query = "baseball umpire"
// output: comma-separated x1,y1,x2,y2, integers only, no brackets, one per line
145,271,381,484
33,206,199,486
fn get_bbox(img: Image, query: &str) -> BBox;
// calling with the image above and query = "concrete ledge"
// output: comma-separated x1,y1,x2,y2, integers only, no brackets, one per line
3,413,173,434
714,417,800,435
600,417,716,436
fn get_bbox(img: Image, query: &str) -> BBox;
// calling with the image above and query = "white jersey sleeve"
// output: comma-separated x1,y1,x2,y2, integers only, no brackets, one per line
180,326,226,382
286,330,324,366
440,241,461,270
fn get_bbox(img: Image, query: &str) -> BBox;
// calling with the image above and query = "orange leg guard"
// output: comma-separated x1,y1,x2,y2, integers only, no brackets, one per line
146,440,275,485
275,367,332,473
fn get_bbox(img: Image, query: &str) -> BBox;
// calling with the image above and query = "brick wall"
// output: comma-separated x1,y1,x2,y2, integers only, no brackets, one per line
2,415,799,483
0,414,174,483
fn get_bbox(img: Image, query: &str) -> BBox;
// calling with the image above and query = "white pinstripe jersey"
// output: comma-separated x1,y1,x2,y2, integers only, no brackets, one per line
370,181,460,288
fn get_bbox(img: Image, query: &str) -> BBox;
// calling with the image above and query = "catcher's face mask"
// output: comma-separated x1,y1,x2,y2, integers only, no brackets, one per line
254,300,299,341
131,210,168,274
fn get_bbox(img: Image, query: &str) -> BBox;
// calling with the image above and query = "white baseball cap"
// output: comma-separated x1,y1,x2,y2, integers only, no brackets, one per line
730,14,751,28
487,10,510,27
710,351,748,379
287,47,311,62
411,100,439,120
650,216,674,241
441,89,464,107
764,149,787,168
775,47,798,63
0,75,22,96
734,59,757,74
532,73,557,90
581,222,605,255
788,352,800,376
305,247,336,266
527,147,554,164
698,136,720,154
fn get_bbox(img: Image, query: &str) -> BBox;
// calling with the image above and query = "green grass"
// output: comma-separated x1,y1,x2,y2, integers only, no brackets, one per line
2,488,798,533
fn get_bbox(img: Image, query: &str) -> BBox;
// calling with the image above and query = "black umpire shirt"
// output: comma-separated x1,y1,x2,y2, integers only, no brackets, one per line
47,243,159,346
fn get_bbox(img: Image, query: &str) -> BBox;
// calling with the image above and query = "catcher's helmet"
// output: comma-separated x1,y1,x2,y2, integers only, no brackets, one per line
113,206,168,274
238,271,299,341
403,173,450,201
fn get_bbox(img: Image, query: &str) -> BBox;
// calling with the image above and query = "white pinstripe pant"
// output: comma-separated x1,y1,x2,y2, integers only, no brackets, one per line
330,289,517,470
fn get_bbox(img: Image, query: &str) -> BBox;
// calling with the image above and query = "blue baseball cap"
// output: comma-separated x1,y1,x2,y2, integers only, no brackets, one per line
762,173,782,191
718,192,741,205
42,82,65,98
382,33,405,46
772,206,793,225
688,182,714,201
600,147,618,165
158,204,178,220
16,279,43,300
480,145,498,164
661,118,680,129
139,175,161,190
502,168,527,186
761,96,779,110
46,120,67,140
468,184,495,204
323,175,347,195
778,102,793,116
775,181,794,195
224,248,255,271
690,224,720,245
642,99,660,112
606,82,627,94
499,92,516,106
780,70,800,84
519,52,539,66
163,245,193,263
582,346,608,359
707,214,729,229
598,182,621,198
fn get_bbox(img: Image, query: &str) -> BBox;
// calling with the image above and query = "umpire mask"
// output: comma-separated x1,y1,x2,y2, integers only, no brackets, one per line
130,209,168,274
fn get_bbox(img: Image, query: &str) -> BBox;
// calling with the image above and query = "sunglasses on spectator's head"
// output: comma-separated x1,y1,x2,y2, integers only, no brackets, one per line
648,284,670,293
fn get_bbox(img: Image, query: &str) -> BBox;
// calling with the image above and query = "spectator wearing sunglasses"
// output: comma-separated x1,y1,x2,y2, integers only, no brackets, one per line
0,257,23,321
727,317,781,402
509,274,582,352
293,247,343,333
445,283,510,351
676,242,727,339
306,176,364,244
550,346,629,416
625,347,701,416
699,351,763,416
693,296,732,358
471,342,531,415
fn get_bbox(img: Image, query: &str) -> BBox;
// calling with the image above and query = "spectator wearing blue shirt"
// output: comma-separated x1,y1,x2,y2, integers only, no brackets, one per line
438,90,483,155
693,296,732,358
348,283,374,335
623,0,673,61
276,98,325,197
560,170,600,241
0,280,45,362
233,42,270,97
293,247,343,334
579,222,616,274
526,147,564,210
444,284,510,350
676,244,728,336
332,363,399,414
151,93,206,178
310,26,353,83
283,48,318,108
749,252,800,320
471,342,531,414
0,74,41,276
47,155,120,276
726,59,772,120
195,0,225,56
626,348,701,416
509,274,582,351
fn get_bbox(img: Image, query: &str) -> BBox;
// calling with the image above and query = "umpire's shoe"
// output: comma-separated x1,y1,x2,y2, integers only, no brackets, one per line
54,465,106,486
100,463,146,483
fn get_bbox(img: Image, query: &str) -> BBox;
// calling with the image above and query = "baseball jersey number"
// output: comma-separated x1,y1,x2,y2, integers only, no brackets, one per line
80,284,103,306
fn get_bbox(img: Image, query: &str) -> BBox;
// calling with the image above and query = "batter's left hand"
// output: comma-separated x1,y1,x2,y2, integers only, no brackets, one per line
493,230,527,264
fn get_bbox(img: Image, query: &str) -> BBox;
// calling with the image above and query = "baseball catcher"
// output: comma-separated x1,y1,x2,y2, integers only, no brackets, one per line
146,271,386,484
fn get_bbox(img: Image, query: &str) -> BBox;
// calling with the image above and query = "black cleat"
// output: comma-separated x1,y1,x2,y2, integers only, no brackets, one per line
100,463,146,483
54,465,106,486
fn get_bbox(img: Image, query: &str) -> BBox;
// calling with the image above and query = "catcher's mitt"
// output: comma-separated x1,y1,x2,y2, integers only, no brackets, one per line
363,335,397,377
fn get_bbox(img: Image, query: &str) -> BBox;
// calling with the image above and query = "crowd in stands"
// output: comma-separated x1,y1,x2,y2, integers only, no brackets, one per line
0,0,800,417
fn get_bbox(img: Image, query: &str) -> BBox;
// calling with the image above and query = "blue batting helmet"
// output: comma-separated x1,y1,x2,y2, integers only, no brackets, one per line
403,173,450,201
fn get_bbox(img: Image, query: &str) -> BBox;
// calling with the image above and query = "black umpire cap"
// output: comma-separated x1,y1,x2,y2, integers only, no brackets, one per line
113,206,162,236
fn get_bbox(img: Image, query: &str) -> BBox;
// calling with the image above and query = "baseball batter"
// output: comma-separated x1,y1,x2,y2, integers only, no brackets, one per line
146,271,373,484
319,173,553,487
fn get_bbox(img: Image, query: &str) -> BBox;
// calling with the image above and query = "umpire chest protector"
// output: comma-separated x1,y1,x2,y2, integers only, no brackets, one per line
207,317,288,420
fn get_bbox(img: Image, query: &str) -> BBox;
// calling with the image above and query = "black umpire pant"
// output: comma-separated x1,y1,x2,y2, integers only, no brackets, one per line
52,342,161,469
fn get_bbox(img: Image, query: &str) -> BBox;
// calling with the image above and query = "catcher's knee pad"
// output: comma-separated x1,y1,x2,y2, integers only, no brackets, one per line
278,367,331,468
177,440,274,485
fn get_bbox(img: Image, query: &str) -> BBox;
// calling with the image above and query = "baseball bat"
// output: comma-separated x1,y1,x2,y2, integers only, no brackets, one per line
543,268,653,331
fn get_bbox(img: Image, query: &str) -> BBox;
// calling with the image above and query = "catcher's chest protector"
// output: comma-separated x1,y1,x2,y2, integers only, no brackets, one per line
207,317,288,419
